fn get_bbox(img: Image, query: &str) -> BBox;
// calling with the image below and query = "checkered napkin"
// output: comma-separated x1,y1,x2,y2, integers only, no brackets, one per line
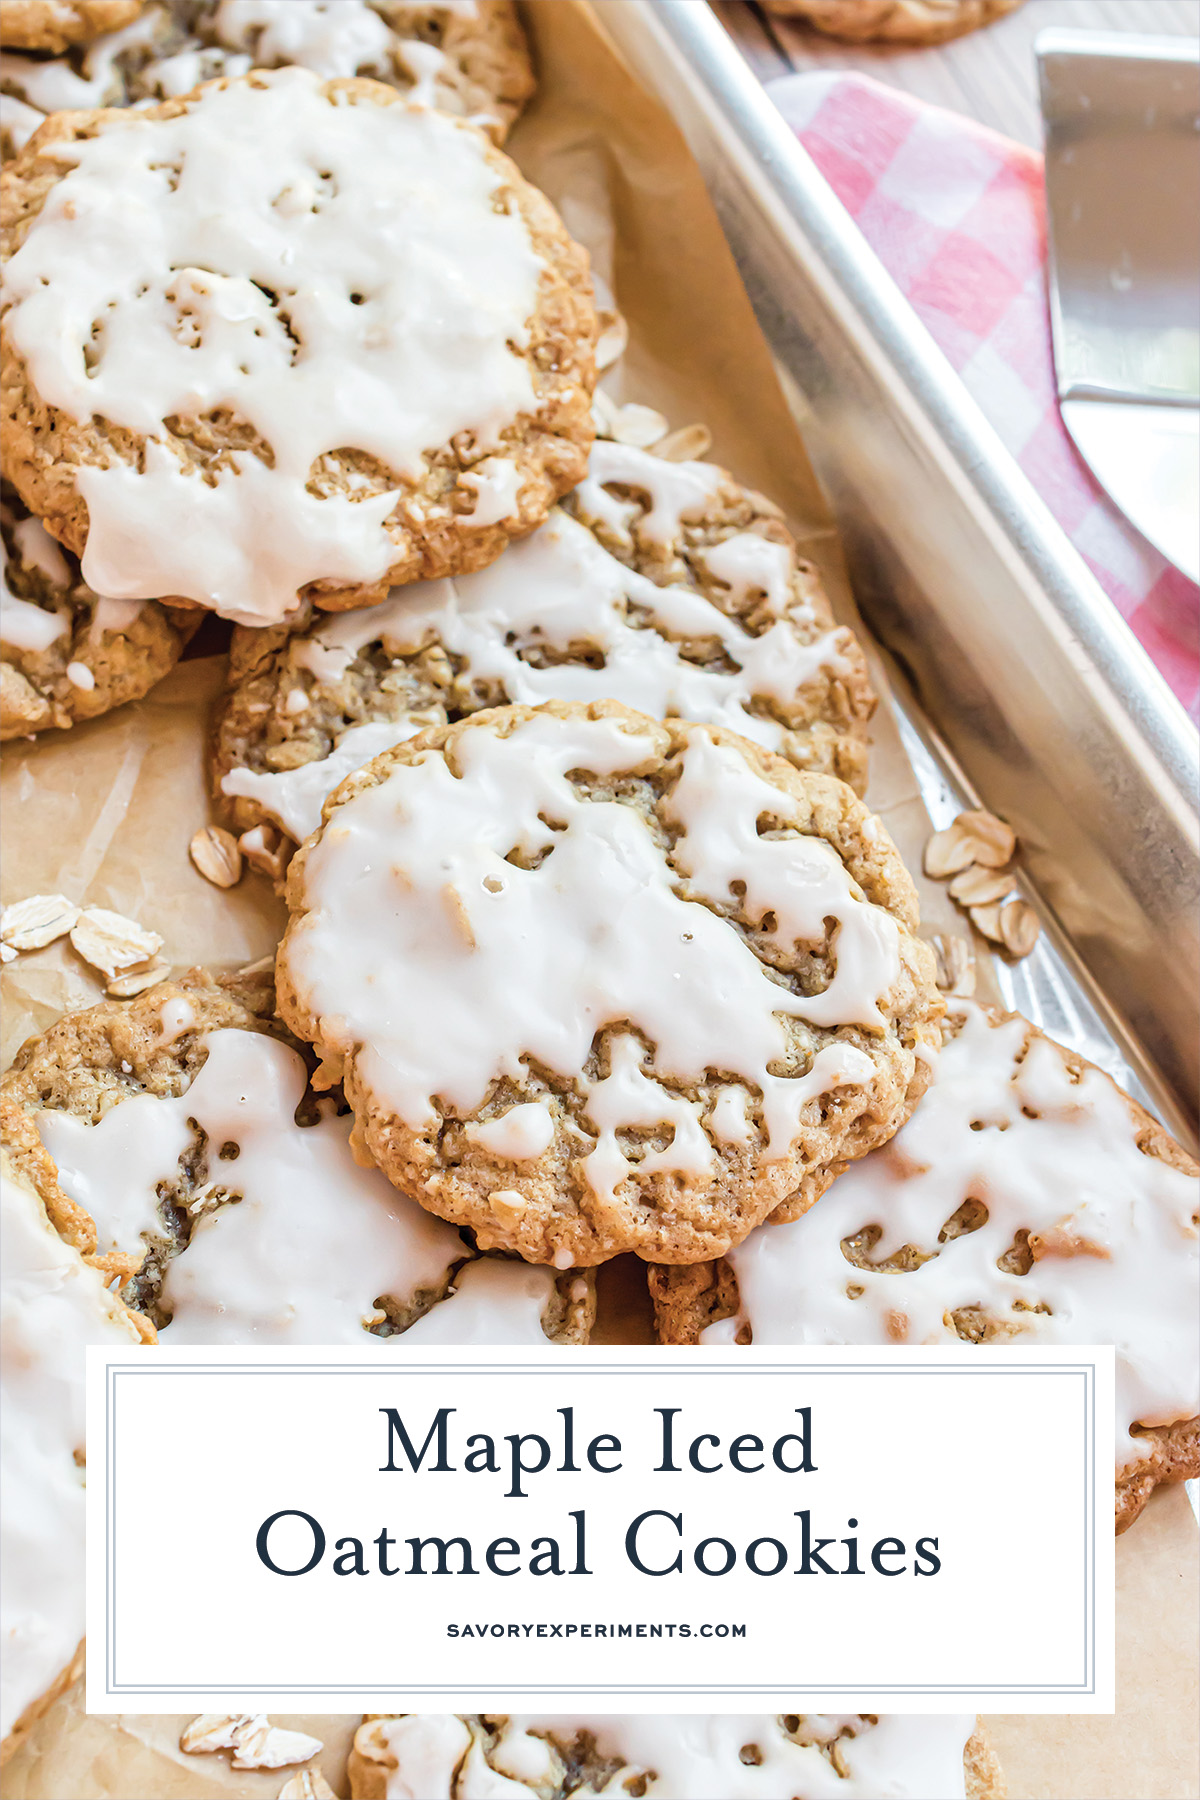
767,70,1200,723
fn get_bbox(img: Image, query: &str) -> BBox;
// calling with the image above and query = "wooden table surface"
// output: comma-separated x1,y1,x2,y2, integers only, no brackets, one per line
711,0,1199,147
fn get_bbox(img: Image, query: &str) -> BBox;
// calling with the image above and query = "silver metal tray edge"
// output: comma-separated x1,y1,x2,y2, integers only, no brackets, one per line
600,0,1200,1132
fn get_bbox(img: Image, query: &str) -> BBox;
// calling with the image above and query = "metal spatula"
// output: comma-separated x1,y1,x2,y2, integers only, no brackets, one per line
1037,29,1199,585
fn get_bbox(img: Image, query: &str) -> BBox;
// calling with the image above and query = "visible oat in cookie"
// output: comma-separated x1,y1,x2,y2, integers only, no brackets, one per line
211,448,874,849
1,69,595,625
1,489,191,737
650,999,1200,1533
760,0,1022,44
1,2,534,158
0,972,596,1345
346,1713,1004,1800
276,700,942,1267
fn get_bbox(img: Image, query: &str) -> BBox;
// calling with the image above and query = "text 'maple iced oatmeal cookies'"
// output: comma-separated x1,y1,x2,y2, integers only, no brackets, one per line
0,2,535,158
0,1150,148,1764
211,441,875,853
276,700,942,1268
347,1713,1005,1800
759,0,1022,44
0,0,145,53
0,67,596,627
1,485,192,736
0,971,596,1347
652,999,1200,1532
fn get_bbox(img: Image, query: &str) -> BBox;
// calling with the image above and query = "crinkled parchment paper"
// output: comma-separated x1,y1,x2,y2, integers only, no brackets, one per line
0,2,1194,1795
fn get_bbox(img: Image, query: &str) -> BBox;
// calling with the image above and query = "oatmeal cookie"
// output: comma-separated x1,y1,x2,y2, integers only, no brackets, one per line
1,486,192,736
211,446,873,851
760,0,1022,43
1,69,595,627
0,1149,147,1763
347,1713,1003,1800
2,2,533,157
1,970,595,1344
0,0,144,54
276,700,942,1268
650,999,1200,1534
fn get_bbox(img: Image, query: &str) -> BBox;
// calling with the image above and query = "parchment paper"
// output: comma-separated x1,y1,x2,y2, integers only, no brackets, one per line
0,2,1194,1795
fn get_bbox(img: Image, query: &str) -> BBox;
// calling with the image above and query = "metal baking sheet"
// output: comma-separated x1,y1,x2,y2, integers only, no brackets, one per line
598,0,1200,1148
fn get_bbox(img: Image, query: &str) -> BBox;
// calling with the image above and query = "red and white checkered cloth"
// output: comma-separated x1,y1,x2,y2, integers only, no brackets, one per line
768,70,1200,723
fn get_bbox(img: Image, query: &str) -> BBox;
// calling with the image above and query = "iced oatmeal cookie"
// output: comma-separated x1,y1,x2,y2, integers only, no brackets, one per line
276,700,942,1268
760,0,1022,43
211,442,874,853
0,0,144,54
1,971,595,1345
1,487,191,736
0,1150,147,1763
1,2,534,158
347,1713,1004,1800
651,999,1200,1533
0,69,595,626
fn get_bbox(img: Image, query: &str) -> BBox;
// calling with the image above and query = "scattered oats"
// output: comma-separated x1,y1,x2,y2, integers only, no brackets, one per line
603,399,670,448
284,688,309,715
968,902,1006,945
1,893,79,951
278,1772,337,1800
954,807,1017,868
653,422,712,462
70,907,163,979
65,660,95,691
931,933,975,996
239,823,289,883
999,898,1040,958
947,864,1015,907
237,953,277,977
923,822,977,880
181,1716,246,1755
594,306,628,371
181,1715,323,1771
106,960,170,999
0,943,15,963
742,485,785,521
190,825,243,889
231,1720,325,1771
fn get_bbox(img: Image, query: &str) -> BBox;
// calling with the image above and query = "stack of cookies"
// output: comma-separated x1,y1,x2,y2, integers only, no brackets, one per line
1,4,1196,1797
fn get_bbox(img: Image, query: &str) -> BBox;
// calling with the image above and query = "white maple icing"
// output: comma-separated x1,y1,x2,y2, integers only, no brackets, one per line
221,505,853,842
0,519,71,653
0,1159,141,1744
1,95,44,154
213,0,396,77
356,1714,472,1800
460,457,522,526
467,1104,556,1162
398,1260,558,1346
0,5,166,115
0,548,68,654
285,710,895,1201
89,595,145,639
573,440,726,547
11,515,70,587
38,1029,467,1343
708,1002,1200,1472
64,661,95,690
4,70,546,623
35,1025,569,1347
366,1714,975,1800
222,717,428,844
